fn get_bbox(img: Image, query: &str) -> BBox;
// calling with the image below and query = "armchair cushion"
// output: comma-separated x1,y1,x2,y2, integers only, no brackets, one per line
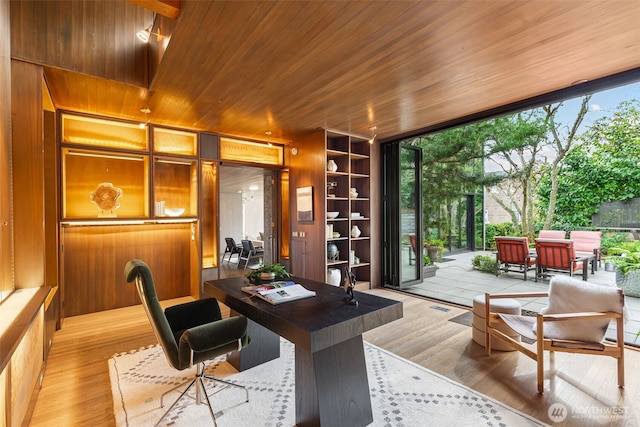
537,276,624,342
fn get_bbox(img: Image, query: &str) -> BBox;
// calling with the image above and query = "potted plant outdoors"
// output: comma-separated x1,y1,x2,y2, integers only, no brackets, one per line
424,239,445,263
246,263,292,283
606,242,640,297
423,255,439,278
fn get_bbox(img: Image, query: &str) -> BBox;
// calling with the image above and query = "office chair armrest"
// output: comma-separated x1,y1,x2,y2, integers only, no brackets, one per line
181,315,248,352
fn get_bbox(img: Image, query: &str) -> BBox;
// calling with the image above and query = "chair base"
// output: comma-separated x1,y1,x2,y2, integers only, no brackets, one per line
156,362,249,427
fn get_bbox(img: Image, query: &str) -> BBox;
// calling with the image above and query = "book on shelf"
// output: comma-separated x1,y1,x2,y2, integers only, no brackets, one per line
241,281,316,305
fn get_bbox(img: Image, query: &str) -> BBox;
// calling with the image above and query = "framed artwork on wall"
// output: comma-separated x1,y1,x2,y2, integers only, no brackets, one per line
296,186,314,222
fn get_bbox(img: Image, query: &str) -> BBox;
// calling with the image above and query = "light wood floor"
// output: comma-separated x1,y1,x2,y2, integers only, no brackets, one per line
27,289,640,426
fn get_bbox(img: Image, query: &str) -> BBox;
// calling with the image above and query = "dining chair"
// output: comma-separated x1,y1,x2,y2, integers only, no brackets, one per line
494,236,536,281
534,238,589,282
240,239,264,269
124,259,251,426
223,237,243,264
484,275,625,393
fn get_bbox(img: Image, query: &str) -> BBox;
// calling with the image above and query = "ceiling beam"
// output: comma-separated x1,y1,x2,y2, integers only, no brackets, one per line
127,0,180,19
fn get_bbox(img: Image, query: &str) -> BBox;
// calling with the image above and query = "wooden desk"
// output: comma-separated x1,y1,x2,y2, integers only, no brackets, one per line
204,277,403,427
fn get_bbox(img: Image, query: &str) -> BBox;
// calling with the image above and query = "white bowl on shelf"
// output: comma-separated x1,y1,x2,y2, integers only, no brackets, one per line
164,208,185,217
326,211,339,219
351,212,361,218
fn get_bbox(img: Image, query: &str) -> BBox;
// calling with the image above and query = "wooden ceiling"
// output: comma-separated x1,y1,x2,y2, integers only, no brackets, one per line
17,0,640,144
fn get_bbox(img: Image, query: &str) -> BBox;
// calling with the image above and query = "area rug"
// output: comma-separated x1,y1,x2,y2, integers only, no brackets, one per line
109,339,549,427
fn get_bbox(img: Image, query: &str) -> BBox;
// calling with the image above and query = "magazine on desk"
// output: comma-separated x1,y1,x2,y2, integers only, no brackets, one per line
241,281,316,305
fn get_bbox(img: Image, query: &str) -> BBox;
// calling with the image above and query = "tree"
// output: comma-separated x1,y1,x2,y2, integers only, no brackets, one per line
538,100,640,226
541,96,591,228
406,116,546,243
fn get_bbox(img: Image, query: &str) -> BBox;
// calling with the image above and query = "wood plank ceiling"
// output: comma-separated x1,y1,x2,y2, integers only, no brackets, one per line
15,0,640,144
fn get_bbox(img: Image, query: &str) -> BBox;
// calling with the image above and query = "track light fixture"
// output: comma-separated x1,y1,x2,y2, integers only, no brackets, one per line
136,14,163,43
265,130,273,147
368,126,377,144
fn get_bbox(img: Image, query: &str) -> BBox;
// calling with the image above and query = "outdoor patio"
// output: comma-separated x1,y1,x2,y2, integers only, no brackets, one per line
403,250,640,345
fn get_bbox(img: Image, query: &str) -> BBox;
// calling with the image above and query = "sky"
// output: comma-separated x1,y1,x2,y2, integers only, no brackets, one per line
484,80,640,173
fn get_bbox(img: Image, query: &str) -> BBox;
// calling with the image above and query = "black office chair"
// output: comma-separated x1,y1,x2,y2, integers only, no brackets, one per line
223,237,243,264
124,259,251,426
239,239,264,269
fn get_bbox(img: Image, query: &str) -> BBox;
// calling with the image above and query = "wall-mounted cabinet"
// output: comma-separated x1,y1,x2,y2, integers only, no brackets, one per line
60,113,198,221
325,131,371,289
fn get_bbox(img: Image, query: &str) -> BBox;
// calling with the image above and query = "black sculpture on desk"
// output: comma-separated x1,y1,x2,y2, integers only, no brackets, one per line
342,267,359,306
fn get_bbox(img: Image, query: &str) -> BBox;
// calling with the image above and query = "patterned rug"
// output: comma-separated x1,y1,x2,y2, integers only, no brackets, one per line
109,339,549,427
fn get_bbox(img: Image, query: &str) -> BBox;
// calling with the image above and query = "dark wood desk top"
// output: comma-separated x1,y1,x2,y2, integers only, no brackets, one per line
204,277,403,353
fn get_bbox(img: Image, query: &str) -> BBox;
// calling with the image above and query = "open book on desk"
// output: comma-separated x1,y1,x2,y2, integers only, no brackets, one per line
241,281,316,305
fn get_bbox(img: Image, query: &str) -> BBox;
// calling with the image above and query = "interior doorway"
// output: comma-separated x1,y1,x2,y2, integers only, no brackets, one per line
218,165,277,279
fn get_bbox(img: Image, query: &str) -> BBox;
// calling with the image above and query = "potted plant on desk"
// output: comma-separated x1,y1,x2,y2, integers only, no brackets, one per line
606,242,640,297
246,263,292,283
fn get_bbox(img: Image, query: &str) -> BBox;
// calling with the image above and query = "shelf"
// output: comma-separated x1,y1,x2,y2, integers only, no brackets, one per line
153,127,198,156
324,129,371,288
61,113,148,151
62,148,149,218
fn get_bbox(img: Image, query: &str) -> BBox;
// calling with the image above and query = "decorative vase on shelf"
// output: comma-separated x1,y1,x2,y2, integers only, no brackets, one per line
327,159,338,172
327,243,339,261
351,225,361,238
327,268,341,286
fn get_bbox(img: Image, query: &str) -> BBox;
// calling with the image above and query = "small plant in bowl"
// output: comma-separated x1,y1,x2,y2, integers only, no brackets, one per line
246,263,292,283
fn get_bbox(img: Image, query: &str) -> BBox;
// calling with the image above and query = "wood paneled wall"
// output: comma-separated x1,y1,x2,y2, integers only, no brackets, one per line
0,0,13,302
11,60,45,289
61,223,192,316
10,0,151,88
288,130,326,282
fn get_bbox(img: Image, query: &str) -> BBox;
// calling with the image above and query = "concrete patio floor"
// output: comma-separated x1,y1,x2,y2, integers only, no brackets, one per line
402,250,640,345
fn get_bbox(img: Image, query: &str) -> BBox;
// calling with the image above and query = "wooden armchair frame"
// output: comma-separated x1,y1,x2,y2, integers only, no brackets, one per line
484,289,625,394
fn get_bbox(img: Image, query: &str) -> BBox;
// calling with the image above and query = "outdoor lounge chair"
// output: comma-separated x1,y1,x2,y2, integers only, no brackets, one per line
570,230,603,270
538,230,566,239
494,236,536,281
484,275,625,393
534,238,589,282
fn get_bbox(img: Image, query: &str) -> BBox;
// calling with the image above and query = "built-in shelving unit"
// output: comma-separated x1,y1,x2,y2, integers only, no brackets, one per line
325,130,371,288
60,113,198,221
58,113,204,316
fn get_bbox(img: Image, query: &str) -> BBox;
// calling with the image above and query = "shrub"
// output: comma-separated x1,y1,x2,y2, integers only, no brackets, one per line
472,254,497,274
485,222,515,250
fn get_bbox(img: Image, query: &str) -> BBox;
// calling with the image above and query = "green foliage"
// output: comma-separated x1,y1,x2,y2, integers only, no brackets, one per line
423,255,433,265
537,100,640,226
601,232,634,256
605,243,640,274
425,239,445,247
245,263,292,281
485,222,515,249
471,254,497,273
